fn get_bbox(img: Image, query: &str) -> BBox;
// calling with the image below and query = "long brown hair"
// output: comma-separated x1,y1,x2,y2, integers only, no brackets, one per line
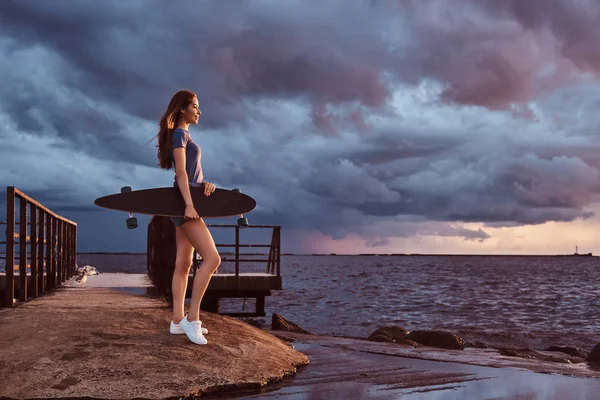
154,89,197,170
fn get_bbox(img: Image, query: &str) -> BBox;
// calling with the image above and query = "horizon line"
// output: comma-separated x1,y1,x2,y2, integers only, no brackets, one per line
76,251,596,257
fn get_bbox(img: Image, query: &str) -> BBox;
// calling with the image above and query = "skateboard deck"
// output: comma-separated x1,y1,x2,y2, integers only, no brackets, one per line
94,186,256,218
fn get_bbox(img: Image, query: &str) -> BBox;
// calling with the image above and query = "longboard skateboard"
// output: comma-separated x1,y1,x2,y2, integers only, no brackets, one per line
94,186,256,229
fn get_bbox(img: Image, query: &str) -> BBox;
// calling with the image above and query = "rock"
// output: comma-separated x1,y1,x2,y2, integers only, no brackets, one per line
395,338,423,347
368,334,421,347
500,348,576,364
367,326,409,343
406,330,465,350
500,348,539,360
272,313,311,334
586,343,600,363
545,345,588,359
465,341,487,349
368,334,393,343
366,326,421,347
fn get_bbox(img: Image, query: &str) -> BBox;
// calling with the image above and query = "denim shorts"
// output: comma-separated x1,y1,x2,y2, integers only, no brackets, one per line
170,181,203,228
170,216,189,228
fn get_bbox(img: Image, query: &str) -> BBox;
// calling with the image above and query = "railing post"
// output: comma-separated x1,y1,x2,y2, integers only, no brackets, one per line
64,221,68,281
62,221,66,282
58,220,63,283
38,210,45,294
73,225,77,276
62,220,66,283
276,226,281,276
74,224,77,277
56,220,60,284
19,197,28,302
30,204,38,298
266,228,274,274
65,223,69,279
271,228,276,274
5,187,15,308
67,224,75,279
46,215,52,290
69,223,73,279
235,225,240,277
69,225,72,277
52,218,57,288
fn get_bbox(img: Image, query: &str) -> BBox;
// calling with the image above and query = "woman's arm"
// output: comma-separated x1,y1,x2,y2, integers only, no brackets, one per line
173,147,198,219
174,147,192,205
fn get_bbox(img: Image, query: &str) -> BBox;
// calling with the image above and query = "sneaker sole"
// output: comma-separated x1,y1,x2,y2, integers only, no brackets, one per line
171,326,208,335
179,327,208,345
187,336,208,345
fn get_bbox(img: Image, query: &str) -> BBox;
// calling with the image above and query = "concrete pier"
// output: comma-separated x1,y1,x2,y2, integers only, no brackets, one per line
0,273,307,399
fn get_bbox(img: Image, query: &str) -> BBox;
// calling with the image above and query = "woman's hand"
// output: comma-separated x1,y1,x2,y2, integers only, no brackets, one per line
203,181,216,197
184,204,199,220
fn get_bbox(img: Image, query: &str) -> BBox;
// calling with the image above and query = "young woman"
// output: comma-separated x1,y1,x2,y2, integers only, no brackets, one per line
155,89,221,345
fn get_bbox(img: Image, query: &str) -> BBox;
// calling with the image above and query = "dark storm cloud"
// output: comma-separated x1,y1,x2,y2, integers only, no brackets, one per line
377,0,600,111
3,0,600,124
1,0,600,251
0,0,391,131
496,0,600,73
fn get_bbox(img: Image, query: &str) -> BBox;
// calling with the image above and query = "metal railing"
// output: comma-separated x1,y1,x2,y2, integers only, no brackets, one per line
146,216,281,292
1,187,77,307
203,224,281,276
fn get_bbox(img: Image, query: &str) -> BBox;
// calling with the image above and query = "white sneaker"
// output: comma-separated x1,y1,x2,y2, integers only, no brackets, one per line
170,319,208,335
179,315,208,345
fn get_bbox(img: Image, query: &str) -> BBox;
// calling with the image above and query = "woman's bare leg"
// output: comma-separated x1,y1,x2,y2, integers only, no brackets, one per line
180,218,221,321
171,226,194,324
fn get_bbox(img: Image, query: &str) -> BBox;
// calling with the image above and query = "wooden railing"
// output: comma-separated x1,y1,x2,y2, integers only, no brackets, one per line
1,187,77,307
203,224,281,276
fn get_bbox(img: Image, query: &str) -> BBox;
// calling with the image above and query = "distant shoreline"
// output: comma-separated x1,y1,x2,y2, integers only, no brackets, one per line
77,252,146,255
76,252,596,257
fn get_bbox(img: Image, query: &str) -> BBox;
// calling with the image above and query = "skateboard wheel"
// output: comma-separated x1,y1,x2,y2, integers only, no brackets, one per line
237,217,248,228
232,188,240,193
121,186,132,193
126,217,138,229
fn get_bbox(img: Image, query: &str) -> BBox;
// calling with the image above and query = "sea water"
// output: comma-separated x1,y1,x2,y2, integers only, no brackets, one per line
71,253,600,351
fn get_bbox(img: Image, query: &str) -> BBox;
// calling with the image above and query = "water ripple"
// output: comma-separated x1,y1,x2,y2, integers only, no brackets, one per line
267,255,600,350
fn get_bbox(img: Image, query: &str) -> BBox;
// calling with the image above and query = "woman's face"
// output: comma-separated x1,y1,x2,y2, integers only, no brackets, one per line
181,96,202,124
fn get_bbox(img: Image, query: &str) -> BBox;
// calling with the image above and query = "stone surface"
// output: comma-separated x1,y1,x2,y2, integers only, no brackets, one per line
587,343,600,363
272,313,311,334
0,274,308,399
499,348,581,364
266,330,600,380
406,329,466,350
367,326,409,341
546,345,589,359
367,326,422,347
237,331,600,399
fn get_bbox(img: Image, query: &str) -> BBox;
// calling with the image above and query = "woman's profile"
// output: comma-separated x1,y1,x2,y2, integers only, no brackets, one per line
154,89,221,345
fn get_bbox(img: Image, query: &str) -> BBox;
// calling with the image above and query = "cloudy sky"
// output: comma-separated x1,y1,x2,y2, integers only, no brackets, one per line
1,0,599,255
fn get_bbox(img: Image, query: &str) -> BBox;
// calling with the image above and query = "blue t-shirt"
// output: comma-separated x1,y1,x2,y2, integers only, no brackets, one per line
172,128,203,185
